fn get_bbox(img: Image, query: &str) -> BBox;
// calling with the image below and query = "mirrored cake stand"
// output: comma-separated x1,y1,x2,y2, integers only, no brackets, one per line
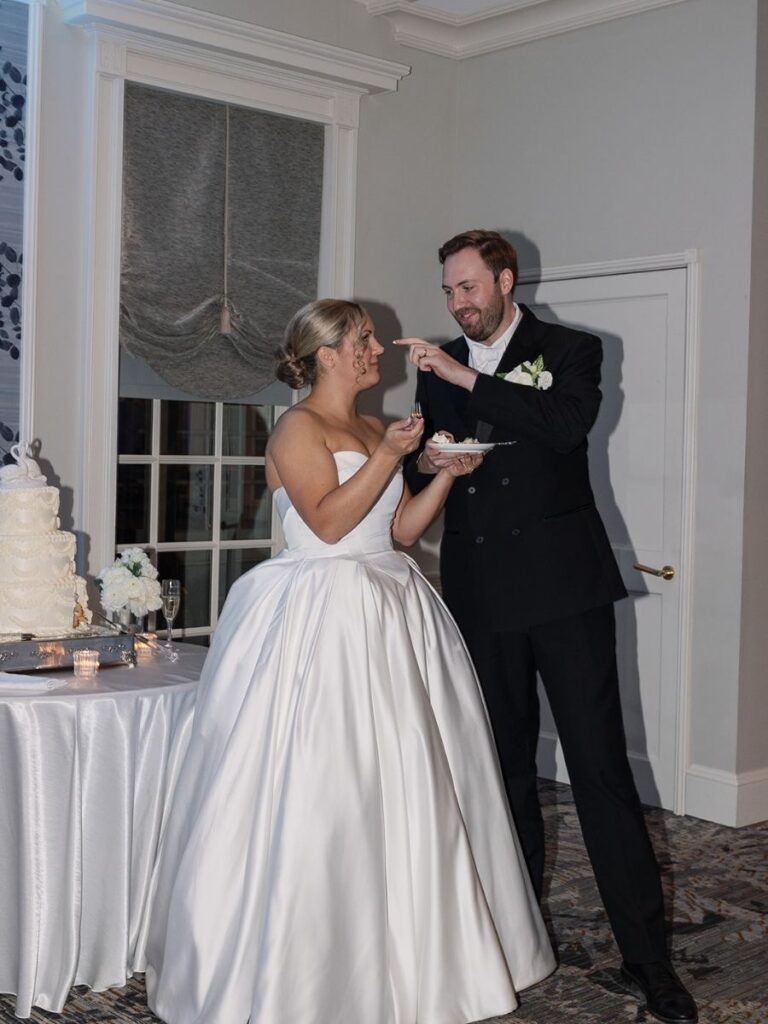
0,626,135,673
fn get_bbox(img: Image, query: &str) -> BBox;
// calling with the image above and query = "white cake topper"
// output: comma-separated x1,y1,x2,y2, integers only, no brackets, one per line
0,443,48,490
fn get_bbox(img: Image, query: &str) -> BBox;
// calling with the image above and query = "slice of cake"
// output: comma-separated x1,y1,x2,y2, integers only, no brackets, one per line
0,444,90,636
430,431,479,445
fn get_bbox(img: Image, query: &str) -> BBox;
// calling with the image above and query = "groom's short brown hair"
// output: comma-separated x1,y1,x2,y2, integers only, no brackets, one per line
438,230,518,284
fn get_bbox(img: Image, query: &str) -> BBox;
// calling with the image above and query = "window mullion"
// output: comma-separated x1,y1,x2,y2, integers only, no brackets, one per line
147,399,162,629
149,400,161,549
211,403,224,632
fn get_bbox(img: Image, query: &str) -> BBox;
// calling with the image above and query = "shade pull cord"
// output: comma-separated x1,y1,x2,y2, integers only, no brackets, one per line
220,104,233,336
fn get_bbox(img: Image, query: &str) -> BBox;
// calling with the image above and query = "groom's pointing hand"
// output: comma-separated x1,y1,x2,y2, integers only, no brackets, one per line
394,338,478,392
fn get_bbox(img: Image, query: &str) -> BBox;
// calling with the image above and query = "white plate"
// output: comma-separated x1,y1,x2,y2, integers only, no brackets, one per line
428,441,495,453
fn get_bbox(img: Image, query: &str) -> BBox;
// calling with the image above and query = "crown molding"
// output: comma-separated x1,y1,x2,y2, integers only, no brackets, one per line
354,0,691,59
58,0,411,92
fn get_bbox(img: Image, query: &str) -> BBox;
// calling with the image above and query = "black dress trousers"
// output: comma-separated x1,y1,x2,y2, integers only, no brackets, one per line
447,582,668,965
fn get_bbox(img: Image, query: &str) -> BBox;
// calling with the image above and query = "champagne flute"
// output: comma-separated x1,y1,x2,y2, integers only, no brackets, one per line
161,579,181,650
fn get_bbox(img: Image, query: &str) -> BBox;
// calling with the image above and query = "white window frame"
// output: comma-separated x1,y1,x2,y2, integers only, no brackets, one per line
54,0,409,575
117,398,288,641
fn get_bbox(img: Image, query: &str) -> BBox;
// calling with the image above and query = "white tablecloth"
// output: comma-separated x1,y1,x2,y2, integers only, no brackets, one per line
0,645,206,1017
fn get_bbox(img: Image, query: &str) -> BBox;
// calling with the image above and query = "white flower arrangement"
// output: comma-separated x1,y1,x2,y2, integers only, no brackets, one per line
498,354,553,390
96,547,163,617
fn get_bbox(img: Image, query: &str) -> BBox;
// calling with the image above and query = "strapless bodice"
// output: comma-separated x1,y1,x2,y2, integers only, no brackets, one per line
274,451,401,558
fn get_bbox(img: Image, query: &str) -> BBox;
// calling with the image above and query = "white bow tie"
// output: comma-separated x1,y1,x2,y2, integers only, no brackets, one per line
470,346,502,374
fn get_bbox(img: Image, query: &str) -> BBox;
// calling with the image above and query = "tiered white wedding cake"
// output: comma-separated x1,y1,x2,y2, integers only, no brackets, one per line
0,444,90,636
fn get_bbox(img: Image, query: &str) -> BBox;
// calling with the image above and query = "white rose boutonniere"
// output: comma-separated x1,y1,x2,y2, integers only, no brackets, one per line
498,354,553,390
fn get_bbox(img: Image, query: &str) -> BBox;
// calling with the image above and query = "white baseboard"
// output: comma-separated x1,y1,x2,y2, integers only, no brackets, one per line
684,764,768,828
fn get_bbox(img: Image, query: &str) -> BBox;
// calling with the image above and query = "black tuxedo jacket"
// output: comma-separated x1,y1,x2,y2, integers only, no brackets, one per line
404,304,627,631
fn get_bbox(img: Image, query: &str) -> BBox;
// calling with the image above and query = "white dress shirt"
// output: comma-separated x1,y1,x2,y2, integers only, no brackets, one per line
465,304,522,375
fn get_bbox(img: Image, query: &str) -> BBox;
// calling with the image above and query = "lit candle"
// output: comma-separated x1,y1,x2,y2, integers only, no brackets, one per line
73,648,100,677
135,633,158,664
37,642,65,666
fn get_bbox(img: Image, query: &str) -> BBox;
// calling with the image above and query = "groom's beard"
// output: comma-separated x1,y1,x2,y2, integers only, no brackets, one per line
452,288,505,342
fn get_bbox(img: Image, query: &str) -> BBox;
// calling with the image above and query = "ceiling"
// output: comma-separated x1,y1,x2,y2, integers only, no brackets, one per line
353,0,691,59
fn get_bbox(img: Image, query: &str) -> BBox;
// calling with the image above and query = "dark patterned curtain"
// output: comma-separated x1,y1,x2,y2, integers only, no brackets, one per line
120,84,324,401
0,0,27,459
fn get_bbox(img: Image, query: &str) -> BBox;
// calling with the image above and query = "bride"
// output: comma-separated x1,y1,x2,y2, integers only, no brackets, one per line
144,299,555,1024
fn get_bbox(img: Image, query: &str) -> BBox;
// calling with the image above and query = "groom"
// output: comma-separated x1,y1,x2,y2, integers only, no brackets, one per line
400,230,697,1024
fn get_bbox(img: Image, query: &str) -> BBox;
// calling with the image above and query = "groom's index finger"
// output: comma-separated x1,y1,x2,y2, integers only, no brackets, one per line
392,337,426,347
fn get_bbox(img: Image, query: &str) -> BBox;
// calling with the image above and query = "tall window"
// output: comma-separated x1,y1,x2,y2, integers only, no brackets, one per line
116,397,286,644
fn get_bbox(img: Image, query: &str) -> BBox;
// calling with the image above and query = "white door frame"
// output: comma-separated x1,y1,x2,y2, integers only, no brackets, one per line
519,250,700,815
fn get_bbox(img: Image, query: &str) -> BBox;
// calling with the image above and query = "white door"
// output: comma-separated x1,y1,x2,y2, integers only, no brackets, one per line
517,269,688,811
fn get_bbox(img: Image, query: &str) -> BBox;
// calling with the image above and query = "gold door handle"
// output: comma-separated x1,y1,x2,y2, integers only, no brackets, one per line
633,562,675,581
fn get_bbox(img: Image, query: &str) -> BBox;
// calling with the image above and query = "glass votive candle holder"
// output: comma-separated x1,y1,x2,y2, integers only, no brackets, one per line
73,648,100,677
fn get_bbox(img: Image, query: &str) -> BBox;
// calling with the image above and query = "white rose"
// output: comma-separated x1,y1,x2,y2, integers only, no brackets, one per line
102,584,130,613
537,370,553,390
101,565,135,611
121,547,159,580
98,564,121,588
142,578,163,612
120,547,147,566
505,367,535,386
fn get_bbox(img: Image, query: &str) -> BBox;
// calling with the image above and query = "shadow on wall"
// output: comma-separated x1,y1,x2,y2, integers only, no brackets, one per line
353,298,406,423
353,297,448,573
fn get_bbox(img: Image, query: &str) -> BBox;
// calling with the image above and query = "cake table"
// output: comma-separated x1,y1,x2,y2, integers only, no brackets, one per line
0,644,206,1018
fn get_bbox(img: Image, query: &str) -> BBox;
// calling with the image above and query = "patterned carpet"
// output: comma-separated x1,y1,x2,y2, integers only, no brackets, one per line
2,780,766,1023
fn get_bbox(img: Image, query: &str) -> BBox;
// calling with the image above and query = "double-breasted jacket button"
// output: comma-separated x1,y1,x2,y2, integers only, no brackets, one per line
475,536,484,545
467,485,476,494
501,478,510,486
511,528,521,536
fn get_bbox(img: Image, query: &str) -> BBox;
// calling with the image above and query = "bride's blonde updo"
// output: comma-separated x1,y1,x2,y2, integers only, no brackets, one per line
275,298,368,390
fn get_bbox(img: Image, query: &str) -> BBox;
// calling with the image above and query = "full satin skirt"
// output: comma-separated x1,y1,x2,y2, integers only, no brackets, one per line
144,551,555,1024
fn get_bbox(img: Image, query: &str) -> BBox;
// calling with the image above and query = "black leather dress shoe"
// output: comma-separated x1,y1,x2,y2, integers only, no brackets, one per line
621,961,698,1023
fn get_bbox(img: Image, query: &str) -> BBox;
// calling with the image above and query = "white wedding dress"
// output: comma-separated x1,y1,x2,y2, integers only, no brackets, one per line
145,452,555,1024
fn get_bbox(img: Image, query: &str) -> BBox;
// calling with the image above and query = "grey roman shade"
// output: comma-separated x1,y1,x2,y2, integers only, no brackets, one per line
120,84,324,401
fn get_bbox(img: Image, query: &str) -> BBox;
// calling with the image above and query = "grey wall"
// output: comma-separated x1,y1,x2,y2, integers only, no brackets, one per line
739,0,768,775
451,0,761,780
